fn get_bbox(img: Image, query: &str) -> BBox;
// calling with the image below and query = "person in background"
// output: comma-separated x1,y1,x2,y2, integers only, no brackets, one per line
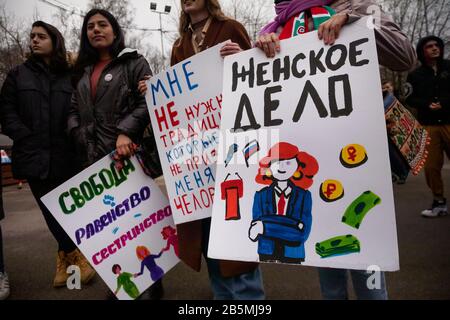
406,35,450,218
382,80,396,96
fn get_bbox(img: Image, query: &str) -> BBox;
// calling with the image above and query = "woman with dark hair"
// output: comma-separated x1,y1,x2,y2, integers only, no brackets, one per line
68,9,151,167
68,9,153,297
0,21,94,288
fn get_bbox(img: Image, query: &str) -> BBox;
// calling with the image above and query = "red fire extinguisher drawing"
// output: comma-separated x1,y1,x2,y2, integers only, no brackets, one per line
221,173,244,221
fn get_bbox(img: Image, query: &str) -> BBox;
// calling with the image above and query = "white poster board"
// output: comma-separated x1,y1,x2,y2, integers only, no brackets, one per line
42,154,179,299
208,18,399,271
145,44,224,225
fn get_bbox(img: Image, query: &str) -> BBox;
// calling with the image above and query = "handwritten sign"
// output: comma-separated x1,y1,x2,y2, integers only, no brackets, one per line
208,19,399,271
42,154,179,299
145,44,225,224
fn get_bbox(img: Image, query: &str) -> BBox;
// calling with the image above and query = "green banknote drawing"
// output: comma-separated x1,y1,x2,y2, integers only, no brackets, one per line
341,191,381,229
316,235,361,258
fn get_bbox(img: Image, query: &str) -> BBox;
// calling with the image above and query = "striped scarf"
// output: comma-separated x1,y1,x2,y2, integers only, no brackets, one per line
260,0,334,35
290,6,335,37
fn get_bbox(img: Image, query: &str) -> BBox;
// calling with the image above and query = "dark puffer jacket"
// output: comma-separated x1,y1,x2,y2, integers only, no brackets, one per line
0,59,77,180
68,49,151,167
406,36,450,125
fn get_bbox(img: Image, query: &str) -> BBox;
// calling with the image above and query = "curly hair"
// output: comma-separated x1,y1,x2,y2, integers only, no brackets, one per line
255,142,319,190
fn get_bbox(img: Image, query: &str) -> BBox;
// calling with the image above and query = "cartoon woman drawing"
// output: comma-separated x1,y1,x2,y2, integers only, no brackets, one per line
249,142,319,264
161,226,179,257
112,264,140,299
133,246,164,282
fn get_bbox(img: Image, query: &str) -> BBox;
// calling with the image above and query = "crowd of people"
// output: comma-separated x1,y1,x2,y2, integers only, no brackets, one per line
0,0,448,301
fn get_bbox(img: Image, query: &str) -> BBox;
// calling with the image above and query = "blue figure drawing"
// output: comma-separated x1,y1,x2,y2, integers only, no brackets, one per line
133,246,164,282
249,142,319,264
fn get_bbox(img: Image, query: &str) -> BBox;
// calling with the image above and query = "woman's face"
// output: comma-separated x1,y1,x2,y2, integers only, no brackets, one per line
182,0,207,15
271,158,298,181
87,13,115,51
30,26,53,58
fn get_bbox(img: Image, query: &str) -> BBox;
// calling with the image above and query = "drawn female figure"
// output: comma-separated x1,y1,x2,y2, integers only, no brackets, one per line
161,226,179,257
249,142,319,264
112,264,140,299
133,246,164,282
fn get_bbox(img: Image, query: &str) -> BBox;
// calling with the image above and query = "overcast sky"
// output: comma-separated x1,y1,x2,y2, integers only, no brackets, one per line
3,0,180,31
2,0,274,54
1,0,180,53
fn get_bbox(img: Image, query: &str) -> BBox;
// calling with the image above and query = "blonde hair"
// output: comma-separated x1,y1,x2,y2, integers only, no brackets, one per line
178,0,228,38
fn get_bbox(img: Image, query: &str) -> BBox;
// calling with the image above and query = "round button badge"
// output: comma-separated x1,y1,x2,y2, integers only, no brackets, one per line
104,74,113,82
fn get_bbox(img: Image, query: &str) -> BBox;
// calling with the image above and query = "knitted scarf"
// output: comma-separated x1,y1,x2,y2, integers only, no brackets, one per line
281,6,335,38
260,0,334,35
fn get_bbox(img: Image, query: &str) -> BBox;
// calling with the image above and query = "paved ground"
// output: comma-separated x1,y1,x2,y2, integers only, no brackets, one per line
1,161,449,300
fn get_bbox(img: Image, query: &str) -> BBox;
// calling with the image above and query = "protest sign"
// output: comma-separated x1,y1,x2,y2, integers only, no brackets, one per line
145,44,224,224
42,154,179,299
208,18,399,271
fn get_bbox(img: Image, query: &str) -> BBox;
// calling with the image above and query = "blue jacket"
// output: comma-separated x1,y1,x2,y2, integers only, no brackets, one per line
252,182,312,254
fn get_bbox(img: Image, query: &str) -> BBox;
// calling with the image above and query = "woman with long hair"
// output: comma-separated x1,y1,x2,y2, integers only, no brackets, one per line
139,0,265,300
0,21,93,288
149,0,265,300
69,9,151,167
68,8,154,297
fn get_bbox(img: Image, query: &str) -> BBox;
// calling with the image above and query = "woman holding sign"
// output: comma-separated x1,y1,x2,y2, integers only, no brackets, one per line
69,9,151,168
137,0,265,300
172,0,265,301
68,9,154,297
255,0,416,300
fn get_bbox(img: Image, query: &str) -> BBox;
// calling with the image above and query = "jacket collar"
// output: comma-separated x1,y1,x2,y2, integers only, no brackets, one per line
118,48,138,58
25,57,50,75
83,48,139,73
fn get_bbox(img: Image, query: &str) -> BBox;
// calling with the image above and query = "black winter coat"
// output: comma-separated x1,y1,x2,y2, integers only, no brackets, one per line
406,60,450,125
406,35,450,126
0,59,77,180
68,49,151,167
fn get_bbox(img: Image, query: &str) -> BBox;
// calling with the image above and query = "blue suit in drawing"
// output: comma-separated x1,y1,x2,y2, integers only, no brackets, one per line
251,181,312,263
249,142,318,263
